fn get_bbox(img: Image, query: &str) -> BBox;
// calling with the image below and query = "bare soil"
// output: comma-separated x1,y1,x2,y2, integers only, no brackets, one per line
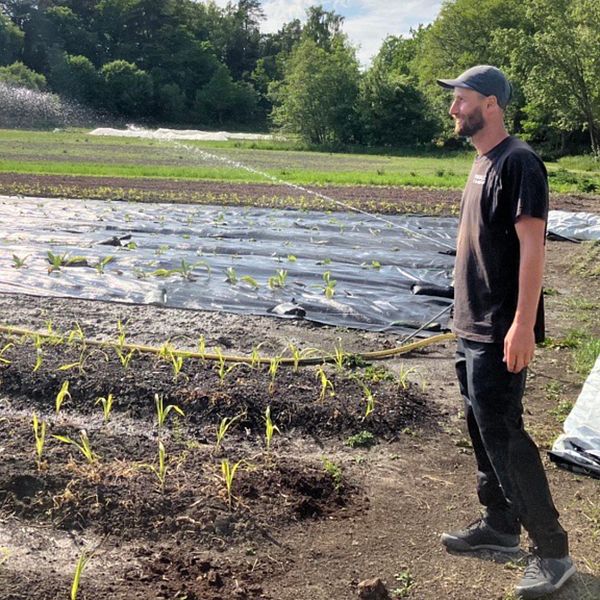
0,184,599,600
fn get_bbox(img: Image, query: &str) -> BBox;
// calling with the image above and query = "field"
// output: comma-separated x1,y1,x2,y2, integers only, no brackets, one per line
0,129,599,600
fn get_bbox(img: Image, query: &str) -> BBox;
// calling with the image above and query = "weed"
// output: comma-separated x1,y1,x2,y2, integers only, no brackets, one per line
55,380,71,413
95,393,115,424
550,399,574,424
155,393,185,429
363,365,395,383
53,430,99,464
391,569,414,598
345,431,376,448
264,406,281,451
32,412,46,469
215,412,246,453
322,458,343,492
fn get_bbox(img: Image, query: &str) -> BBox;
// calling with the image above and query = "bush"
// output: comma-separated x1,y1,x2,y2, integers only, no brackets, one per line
0,61,46,91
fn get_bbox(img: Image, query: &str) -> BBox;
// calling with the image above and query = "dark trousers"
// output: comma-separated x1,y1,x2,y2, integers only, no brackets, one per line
455,337,568,558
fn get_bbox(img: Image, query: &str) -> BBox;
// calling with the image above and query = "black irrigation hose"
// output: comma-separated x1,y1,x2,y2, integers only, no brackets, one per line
0,324,456,366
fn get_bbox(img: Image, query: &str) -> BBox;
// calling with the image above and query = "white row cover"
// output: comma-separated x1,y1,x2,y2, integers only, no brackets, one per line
90,126,280,142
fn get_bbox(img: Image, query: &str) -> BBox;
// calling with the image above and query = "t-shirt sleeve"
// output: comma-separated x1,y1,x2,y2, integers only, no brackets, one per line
502,150,549,222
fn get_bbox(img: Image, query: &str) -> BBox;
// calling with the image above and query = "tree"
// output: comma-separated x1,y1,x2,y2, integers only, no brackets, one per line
100,59,153,116
48,53,99,103
508,0,600,155
270,37,360,145
303,5,344,50
0,10,23,65
0,60,46,90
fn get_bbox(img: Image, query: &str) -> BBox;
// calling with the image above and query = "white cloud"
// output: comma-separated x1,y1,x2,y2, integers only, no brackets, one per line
207,1,442,67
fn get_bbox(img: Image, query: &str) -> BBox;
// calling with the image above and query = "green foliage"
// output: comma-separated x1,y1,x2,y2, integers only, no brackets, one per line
49,54,99,104
0,61,46,91
322,457,343,491
100,60,152,116
270,37,361,145
344,430,376,448
0,12,24,66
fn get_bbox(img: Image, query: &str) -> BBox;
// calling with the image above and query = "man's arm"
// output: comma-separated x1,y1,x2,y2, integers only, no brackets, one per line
503,215,546,373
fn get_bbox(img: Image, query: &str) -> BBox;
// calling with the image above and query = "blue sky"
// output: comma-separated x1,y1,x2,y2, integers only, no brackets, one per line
210,1,443,67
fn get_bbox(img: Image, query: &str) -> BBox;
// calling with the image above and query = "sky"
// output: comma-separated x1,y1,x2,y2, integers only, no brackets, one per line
211,0,443,68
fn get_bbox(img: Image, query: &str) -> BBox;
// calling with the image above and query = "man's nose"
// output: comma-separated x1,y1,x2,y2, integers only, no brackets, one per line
449,99,459,116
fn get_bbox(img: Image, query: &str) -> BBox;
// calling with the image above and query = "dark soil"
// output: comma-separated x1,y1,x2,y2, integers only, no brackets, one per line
0,172,598,214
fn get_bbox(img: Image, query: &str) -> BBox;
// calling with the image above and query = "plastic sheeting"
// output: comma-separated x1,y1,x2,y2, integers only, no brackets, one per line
550,355,600,479
90,126,279,142
0,195,455,334
547,210,600,241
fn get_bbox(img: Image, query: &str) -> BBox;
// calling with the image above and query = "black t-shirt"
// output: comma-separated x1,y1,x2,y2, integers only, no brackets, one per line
453,136,548,344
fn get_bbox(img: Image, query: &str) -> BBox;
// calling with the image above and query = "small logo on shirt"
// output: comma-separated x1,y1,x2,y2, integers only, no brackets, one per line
473,174,486,185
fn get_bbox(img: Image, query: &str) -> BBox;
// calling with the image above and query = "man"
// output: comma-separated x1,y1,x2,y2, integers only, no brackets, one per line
436,65,575,599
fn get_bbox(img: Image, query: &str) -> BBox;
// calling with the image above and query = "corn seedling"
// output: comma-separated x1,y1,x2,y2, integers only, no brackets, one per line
316,365,335,402
115,347,136,369
268,355,283,393
33,349,43,372
58,348,88,373
67,323,85,344
45,320,64,345
352,377,376,418
155,393,185,429
116,319,127,347
11,254,29,268
331,341,347,372
55,380,71,413
53,430,99,464
95,393,114,424
397,364,420,390
287,343,319,373
148,440,168,490
264,406,281,451
267,269,288,289
215,411,246,453
70,549,92,600
0,343,13,364
249,343,265,369
47,250,67,272
322,271,337,298
215,347,238,383
197,335,206,360
221,458,244,510
32,412,46,469
166,347,185,380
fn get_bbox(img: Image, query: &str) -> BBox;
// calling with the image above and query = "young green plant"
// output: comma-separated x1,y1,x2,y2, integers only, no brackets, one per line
215,412,246,453
32,412,46,469
55,380,71,413
155,393,185,429
264,406,281,451
70,549,92,600
316,365,335,402
148,440,168,490
221,458,244,510
95,393,115,424
53,430,99,464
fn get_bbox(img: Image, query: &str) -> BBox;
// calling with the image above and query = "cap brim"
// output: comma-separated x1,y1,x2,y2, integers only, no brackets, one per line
436,79,472,91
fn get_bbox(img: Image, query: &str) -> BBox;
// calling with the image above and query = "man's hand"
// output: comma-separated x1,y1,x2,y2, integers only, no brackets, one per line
503,321,535,373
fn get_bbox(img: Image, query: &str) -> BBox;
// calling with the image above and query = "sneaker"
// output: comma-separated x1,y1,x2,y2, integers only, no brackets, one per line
441,519,520,553
515,555,576,599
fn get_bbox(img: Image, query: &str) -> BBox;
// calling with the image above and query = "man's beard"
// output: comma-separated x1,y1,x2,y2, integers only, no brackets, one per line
455,107,484,137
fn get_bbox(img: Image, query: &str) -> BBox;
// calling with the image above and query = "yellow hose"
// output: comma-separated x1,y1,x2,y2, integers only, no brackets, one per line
0,323,456,366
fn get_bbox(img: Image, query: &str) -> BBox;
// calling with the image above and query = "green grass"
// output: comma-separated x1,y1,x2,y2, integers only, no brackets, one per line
0,128,597,193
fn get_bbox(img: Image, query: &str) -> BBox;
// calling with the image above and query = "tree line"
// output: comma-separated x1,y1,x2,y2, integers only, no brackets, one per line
0,0,598,156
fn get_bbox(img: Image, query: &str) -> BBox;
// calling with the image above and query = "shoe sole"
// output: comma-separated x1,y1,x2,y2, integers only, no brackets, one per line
441,533,520,553
514,564,576,599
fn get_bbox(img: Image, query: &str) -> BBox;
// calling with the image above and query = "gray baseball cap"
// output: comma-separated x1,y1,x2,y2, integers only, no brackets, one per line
437,65,512,109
